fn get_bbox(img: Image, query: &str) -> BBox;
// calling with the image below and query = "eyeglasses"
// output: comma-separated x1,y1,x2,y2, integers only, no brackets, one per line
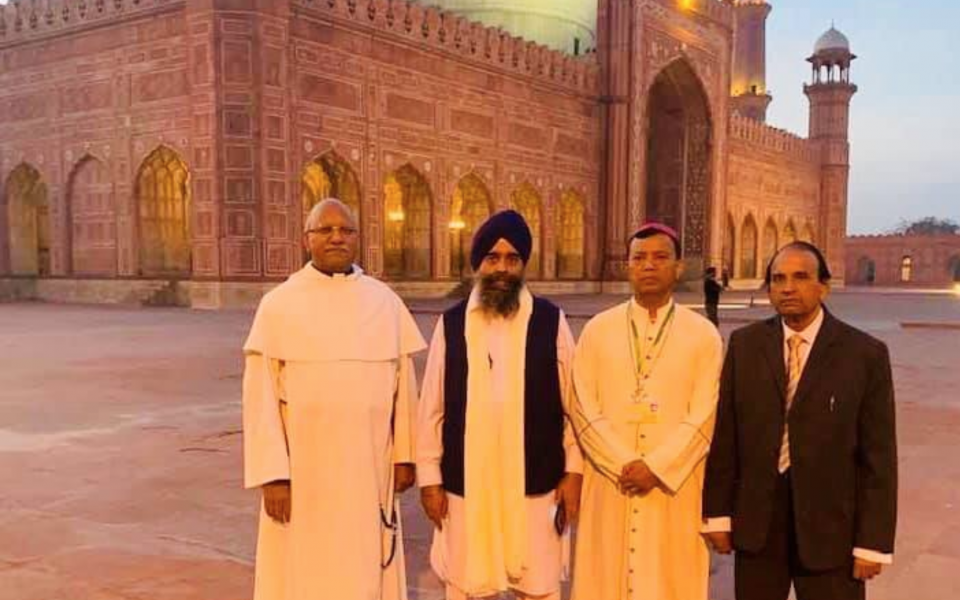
306,226,359,238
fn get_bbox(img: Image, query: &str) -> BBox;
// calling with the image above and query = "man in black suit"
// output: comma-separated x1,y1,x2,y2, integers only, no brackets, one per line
702,242,897,600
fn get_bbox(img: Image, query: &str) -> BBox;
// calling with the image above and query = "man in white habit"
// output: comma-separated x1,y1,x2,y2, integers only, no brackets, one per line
242,198,426,600
417,210,584,600
569,223,724,600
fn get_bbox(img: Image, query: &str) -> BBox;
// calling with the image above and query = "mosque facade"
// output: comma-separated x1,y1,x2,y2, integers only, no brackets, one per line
0,0,857,306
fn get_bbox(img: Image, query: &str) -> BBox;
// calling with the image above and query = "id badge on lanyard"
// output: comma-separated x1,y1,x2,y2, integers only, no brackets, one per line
627,394,660,425
627,303,674,426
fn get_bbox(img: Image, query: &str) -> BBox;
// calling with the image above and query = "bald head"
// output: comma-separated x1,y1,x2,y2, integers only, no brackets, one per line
304,198,357,233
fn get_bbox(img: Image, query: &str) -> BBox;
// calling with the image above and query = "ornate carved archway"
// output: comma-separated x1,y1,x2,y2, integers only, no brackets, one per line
136,146,191,276
510,182,544,279
740,215,758,279
449,173,494,279
556,189,586,280
68,156,117,276
643,59,712,268
4,163,50,277
383,164,432,280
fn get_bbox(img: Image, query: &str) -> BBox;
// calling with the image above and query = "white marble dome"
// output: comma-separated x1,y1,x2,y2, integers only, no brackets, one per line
427,0,598,55
814,26,851,54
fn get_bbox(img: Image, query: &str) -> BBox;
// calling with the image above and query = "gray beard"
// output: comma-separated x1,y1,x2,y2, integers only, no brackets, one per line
478,275,523,317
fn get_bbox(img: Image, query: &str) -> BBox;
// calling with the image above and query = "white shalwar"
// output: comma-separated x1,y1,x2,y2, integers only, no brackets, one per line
242,265,426,600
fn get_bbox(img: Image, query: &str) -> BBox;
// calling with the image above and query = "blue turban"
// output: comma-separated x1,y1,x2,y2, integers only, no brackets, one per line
470,210,532,270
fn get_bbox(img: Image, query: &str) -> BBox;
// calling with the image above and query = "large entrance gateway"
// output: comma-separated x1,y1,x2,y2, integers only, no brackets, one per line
643,59,712,269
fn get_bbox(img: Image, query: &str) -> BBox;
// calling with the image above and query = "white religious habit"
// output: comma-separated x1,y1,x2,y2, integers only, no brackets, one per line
242,264,426,600
570,299,723,600
417,287,584,599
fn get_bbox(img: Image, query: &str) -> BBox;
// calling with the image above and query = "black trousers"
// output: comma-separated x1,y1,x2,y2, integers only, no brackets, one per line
706,303,719,327
735,473,866,600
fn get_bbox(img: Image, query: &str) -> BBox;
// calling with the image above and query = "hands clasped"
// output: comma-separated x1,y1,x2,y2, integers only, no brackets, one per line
619,459,660,496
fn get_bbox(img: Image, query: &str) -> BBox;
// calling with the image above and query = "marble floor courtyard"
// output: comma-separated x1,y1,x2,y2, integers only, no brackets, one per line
1,290,958,600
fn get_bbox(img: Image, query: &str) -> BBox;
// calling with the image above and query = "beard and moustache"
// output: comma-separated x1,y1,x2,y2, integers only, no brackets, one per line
478,271,524,317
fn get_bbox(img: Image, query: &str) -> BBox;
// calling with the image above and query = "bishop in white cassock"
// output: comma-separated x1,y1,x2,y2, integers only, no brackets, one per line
417,210,584,600
570,223,723,600
242,199,426,600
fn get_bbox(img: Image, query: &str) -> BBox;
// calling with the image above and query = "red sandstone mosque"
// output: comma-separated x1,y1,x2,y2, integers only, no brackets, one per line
0,0,858,306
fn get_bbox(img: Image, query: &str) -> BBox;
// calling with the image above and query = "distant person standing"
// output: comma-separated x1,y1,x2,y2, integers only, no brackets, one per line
704,267,723,327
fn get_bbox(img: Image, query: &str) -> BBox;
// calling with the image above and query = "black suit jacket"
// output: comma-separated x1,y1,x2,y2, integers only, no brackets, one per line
703,309,898,570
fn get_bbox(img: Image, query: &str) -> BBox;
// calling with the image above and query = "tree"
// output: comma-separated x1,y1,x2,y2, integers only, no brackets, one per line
890,217,960,236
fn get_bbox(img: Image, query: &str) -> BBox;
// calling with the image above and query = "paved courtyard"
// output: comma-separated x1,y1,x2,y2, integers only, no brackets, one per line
1,290,959,600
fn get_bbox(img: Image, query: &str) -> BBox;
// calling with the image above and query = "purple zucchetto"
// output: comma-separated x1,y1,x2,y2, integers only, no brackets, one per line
470,210,533,270
630,221,682,257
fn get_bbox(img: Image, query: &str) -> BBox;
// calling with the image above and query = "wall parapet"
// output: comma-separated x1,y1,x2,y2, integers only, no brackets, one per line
729,113,818,163
0,0,184,45
292,0,601,94
847,234,960,242
687,0,735,28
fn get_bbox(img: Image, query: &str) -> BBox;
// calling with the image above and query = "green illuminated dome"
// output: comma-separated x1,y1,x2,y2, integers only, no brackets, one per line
428,0,598,55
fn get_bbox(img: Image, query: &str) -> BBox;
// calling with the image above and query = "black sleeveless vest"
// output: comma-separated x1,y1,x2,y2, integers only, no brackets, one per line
440,296,566,497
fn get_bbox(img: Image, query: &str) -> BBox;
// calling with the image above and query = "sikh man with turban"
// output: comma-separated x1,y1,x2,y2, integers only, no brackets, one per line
569,223,723,600
416,210,584,600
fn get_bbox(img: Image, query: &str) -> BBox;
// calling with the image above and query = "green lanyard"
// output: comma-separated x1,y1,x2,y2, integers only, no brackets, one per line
627,302,676,389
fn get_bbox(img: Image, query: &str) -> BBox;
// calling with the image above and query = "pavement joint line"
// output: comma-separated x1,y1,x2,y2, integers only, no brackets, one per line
901,322,960,330
153,535,253,563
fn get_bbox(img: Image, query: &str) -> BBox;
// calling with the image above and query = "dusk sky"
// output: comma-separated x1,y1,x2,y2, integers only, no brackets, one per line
765,0,960,234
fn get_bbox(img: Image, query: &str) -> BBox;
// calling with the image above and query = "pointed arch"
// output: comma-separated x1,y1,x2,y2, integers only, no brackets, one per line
644,58,713,262
510,182,544,279
449,172,494,279
67,155,117,276
136,145,191,276
761,218,779,275
900,255,913,283
556,189,585,280
782,219,798,245
724,212,736,277
856,256,876,285
948,255,960,283
800,223,815,244
740,214,759,279
4,163,50,276
301,151,362,226
383,164,433,279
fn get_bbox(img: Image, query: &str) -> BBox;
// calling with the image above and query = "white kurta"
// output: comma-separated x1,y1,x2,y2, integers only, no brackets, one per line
243,265,426,600
570,300,723,600
417,289,583,598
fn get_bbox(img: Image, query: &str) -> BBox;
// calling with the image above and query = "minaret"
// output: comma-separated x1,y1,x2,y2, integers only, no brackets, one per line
805,25,857,283
730,0,773,122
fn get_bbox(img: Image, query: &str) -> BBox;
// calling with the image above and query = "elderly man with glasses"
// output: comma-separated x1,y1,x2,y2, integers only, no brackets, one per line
242,198,426,600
